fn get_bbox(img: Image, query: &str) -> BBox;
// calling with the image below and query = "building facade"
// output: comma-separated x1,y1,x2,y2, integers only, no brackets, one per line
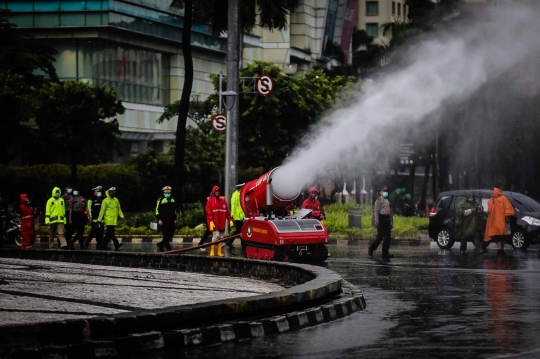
3,0,364,162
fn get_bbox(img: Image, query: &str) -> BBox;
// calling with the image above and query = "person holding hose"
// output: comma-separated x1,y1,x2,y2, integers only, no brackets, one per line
205,185,232,257
227,183,245,254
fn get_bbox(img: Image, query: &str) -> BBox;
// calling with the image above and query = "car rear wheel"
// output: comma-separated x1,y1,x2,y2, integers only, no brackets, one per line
511,229,529,251
436,228,454,249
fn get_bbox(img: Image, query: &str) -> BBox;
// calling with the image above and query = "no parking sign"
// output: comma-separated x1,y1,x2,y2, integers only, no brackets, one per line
256,74,274,97
211,114,226,132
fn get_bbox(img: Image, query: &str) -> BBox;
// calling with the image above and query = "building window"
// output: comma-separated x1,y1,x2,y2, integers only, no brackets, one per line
366,23,378,37
51,40,170,106
366,1,378,16
392,1,395,15
398,3,401,16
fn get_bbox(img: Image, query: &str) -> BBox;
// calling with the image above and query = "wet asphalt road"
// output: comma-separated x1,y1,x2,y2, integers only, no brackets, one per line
26,241,540,358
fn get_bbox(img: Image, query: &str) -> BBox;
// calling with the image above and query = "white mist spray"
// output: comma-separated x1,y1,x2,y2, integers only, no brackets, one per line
271,5,540,197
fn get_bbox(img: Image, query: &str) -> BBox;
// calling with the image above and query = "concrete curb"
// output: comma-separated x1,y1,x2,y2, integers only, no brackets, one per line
0,249,361,357
4,294,365,357
327,238,431,246
35,236,243,245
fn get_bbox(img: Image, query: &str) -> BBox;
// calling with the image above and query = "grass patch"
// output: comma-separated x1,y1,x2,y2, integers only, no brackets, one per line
323,202,428,239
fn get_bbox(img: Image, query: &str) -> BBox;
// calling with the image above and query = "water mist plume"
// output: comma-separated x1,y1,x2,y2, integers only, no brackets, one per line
271,5,540,198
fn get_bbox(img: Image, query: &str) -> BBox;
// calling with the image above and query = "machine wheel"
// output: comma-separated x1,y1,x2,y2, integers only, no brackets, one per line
9,231,23,248
511,229,529,251
436,228,454,249
312,244,329,262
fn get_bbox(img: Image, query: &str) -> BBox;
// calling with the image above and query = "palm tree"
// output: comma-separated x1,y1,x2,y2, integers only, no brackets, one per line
165,0,300,205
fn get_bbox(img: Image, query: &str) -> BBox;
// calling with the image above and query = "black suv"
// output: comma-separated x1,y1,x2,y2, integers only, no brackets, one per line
429,189,540,250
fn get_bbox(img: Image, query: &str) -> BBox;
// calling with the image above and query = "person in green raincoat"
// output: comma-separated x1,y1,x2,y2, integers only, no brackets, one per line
456,191,486,254
97,187,125,250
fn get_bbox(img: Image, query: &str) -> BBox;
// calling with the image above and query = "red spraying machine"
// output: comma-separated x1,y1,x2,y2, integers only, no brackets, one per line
239,168,329,262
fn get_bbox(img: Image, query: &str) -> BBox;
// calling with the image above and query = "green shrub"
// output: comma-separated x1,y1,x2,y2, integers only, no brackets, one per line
177,202,205,228
324,203,429,238
125,212,156,228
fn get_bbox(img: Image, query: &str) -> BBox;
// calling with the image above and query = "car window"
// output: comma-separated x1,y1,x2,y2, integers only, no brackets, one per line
509,196,540,212
437,195,452,209
453,196,465,209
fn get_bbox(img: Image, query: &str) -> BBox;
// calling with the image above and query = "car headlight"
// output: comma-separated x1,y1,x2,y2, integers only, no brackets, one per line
522,216,540,226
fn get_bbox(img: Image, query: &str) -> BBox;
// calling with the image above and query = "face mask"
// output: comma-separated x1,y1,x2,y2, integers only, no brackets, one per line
54,193,60,198
382,192,388,198
164,193,171,199
73,191,79,196
97,192,102,198
468,198,473,202
67,189,72,194
25,199,31,205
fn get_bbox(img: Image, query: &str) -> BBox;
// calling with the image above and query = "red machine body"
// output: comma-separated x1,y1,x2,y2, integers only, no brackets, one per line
239,168,329,262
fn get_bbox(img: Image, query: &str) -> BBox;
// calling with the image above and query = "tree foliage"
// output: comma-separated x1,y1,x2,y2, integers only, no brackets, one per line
0,9,58,84
0,10,59,164
163,0,301,206
235,62,356,174
34,81,125,181
0,71,38,164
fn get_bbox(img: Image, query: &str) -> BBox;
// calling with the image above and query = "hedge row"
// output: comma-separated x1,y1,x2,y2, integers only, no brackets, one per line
1,164,150,212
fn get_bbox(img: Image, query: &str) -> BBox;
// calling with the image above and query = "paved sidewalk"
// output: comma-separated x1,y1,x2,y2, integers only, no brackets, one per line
0,258,283,326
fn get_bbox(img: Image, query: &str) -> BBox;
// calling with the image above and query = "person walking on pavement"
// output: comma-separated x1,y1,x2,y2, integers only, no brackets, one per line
205,185,232,257
85,186,104,249
45,187,68,249
97,187,125,251
155,186,177,252
484,187,515,255
227,183,245,253
301,187,325,220
69,186,87,250
456,191,486,254
369,186,394,261
198,192,213,252
62,185,74,246
18,194,39,250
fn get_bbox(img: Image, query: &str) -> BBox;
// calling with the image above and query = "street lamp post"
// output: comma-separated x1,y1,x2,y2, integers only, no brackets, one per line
227,0,240,208
222,91,237,212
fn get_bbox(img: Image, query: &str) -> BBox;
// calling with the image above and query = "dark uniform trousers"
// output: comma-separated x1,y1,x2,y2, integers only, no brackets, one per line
158,221,175,251
87,222,104,248
71,211,86,248
103,226,121,249
371,214,392,257
227,220,244,249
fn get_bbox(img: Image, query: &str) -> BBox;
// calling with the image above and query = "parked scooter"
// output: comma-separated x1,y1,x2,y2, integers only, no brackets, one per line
5,213,22,247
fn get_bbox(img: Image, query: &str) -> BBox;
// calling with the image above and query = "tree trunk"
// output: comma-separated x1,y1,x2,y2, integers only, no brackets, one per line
431,154,438,203
420,161,430,211
174,0,194,207
408,165,416,201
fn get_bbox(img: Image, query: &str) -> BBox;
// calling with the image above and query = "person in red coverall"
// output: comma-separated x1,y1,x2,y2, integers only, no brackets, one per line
205,185,232,257
18,194,39,249
301,187,325,220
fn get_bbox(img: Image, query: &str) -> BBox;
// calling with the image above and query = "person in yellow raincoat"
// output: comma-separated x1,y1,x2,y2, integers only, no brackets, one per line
484,187,514,254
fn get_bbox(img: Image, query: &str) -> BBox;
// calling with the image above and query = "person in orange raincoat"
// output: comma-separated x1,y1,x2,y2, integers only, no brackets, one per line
484,187,515,254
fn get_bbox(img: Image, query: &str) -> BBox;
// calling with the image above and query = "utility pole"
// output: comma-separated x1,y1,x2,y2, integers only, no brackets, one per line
225,0,240,205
